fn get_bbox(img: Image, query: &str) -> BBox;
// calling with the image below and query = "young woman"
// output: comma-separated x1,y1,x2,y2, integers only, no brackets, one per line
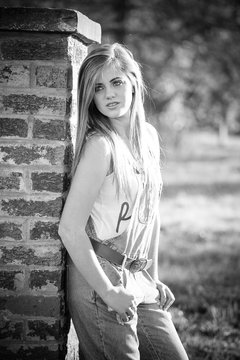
59,43,189,360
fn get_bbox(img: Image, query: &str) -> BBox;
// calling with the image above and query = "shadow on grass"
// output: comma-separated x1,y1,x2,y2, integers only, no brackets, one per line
159,229,240,360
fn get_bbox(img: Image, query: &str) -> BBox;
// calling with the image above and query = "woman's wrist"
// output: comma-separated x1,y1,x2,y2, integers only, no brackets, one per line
98,284,115,305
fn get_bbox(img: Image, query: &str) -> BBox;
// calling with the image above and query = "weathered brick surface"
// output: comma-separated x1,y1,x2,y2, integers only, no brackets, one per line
1,197,62,217
26,319,62,341
0,294,64,317
35,66,68,88
0,7,101,44
32,119,66,140
0,37,69,61
0,319,24,340
31,172,68,193
0,117,28,137
0,221,23,241
30,221,60,241
0,93,66,116
0,145,66,166
63,144,73,167
0,245,63,266
0,64,30,87
0,270,25,291
68,34,89,63
0,343,66,360
0,172,22,191
29,270,63,292
0,6,100,358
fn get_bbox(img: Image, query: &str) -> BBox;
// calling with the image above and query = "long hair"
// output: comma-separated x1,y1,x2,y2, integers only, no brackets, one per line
72,43,160,205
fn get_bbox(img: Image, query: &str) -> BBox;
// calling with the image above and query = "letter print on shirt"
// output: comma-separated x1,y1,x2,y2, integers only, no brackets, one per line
116,202,131,233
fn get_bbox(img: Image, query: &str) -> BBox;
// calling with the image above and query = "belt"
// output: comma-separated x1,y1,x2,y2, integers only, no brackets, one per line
89,237,152,273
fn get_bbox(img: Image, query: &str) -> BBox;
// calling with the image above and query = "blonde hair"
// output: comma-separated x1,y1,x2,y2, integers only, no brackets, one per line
72,43,159,206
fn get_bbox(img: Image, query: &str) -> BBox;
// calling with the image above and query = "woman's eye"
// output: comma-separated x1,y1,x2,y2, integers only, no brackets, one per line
113,79,124,87
95,85,103,92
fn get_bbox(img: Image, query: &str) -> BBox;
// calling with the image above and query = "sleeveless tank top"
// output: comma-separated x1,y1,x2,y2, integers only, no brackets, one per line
86,134,163,260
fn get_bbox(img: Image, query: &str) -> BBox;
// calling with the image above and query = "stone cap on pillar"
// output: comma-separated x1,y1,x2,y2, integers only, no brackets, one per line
0,7,101,44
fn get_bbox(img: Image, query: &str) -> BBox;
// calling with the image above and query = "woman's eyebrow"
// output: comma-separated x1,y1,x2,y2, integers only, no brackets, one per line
95,77,122,86
110,76,122,83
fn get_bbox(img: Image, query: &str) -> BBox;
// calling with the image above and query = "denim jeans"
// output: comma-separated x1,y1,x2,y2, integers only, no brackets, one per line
67,258,189,360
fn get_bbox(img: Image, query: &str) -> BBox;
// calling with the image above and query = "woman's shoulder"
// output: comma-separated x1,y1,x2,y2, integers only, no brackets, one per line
73,133,112,180
84,132,112,157
81,133,112,173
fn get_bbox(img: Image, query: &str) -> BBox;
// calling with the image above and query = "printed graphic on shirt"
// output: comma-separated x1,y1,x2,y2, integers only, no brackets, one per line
116,201,131,233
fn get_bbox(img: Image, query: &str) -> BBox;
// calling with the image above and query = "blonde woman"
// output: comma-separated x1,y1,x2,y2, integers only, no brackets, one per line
59,43,188,360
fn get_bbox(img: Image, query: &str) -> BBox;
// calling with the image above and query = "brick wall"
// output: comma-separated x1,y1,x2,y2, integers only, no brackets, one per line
0,7,101,359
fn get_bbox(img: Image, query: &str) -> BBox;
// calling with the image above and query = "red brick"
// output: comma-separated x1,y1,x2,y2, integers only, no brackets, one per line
30,221,60,241
32,119,66,140
0,172,22,191
0,36,68,61
63,143,73,167
26,319,63,341
0,294,64,317
0,221,23,241
35,66,68,88
0,319,24,340
31,172,69,193
0,6,99,357
0,64,30,87
29,270,63,292
0,343,66,360
0,118,28,137
1,197,62,217
0,245,63,266
0,145,66,166
0,270,25,291
0,93,66,116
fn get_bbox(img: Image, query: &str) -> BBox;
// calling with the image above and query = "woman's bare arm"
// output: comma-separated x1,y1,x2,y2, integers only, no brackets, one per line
59,136,135,316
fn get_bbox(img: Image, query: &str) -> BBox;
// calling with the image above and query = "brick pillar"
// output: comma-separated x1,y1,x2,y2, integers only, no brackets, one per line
0,7,101,359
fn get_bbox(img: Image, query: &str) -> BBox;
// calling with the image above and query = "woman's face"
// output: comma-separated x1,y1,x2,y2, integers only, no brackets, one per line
93,64,134,122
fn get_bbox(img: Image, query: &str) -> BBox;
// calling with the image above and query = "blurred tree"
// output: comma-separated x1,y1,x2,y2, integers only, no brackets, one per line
121,0,240,141
1,0,240,140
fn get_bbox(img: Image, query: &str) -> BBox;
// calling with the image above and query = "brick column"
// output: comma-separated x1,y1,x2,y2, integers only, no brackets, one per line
0,7,101,359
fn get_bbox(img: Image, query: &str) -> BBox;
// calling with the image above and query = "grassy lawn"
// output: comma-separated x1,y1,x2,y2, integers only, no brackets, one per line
159,131,240,359
66,130,240,359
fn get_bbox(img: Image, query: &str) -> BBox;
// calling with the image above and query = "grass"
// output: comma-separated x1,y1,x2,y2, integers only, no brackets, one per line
66,130,240,359
159,130,240,359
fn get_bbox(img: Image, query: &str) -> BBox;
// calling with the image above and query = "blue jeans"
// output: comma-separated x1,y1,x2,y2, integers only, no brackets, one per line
67,258,189,360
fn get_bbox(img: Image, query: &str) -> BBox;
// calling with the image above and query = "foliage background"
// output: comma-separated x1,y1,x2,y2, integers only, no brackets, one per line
1,0,240,143
1,1,239,359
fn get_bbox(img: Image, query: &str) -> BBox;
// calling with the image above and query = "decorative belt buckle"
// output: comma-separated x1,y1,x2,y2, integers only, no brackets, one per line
129,258,147,273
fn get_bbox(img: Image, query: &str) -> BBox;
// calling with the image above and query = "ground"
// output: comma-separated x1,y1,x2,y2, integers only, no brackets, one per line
159,130,240,360
66,130,240,360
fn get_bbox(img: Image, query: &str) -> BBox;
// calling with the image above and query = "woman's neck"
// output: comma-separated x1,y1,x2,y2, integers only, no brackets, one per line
109,113,131,140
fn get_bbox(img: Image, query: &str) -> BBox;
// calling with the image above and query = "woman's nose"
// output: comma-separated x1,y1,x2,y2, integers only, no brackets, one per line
105,86,116,99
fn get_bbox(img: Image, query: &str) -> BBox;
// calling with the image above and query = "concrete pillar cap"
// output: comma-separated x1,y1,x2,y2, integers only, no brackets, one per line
0,7,101,44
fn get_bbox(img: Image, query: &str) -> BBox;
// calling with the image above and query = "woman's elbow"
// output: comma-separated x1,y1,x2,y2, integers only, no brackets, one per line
58,221,86,246
58,222,68,244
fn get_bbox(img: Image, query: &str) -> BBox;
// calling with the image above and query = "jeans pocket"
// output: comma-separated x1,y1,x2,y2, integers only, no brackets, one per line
97,256,124,287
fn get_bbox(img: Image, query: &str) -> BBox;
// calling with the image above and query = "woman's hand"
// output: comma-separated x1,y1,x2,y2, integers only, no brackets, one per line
103,285,137,323
156,280,175,311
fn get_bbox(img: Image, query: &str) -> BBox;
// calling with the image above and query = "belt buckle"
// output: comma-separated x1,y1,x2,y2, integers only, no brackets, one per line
129,258,147,273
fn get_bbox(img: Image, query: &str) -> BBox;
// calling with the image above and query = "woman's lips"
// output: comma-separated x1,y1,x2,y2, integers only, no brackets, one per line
106,102,119,108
